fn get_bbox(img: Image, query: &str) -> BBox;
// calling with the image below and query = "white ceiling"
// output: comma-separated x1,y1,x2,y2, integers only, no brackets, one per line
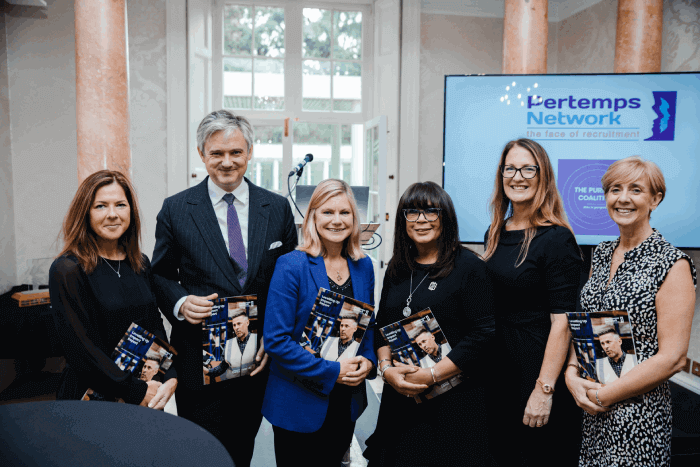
421,0,605,22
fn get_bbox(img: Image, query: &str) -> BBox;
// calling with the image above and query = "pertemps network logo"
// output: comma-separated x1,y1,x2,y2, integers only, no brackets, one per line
644,91,677,141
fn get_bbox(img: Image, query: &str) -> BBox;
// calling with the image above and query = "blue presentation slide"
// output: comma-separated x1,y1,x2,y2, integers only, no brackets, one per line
444,73,700,247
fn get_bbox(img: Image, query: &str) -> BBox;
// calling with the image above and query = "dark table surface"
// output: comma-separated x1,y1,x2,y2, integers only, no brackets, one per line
0,400,234,467
0,285,62,359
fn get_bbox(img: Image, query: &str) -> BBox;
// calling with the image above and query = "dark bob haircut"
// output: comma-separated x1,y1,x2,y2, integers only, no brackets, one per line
386,181,465,280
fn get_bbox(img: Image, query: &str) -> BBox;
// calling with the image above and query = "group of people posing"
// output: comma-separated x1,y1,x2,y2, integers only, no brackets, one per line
49,110,696,466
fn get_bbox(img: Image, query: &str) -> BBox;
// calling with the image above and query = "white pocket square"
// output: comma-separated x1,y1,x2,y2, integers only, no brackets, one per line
269,241,283,250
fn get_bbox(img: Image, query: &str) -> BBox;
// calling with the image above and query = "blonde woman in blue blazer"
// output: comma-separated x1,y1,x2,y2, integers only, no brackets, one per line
262,179,376,466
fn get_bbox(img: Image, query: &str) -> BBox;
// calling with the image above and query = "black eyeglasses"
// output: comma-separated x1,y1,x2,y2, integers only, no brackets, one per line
500,165,539,179
403,208,442,222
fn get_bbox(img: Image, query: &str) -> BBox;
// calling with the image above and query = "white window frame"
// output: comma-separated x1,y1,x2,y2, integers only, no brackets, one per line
212,0,373,128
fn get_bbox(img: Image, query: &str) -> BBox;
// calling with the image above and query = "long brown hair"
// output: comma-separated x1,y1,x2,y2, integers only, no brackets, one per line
483,139,573,266
58,170,144,274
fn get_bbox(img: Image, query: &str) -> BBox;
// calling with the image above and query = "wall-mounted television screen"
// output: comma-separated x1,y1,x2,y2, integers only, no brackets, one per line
443,72,700,248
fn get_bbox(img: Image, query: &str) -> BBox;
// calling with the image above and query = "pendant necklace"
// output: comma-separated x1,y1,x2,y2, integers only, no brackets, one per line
404,271,430,317
102,257,121,278
326,258,344,282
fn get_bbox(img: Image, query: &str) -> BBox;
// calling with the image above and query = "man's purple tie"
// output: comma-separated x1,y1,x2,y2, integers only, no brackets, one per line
223,193,247,287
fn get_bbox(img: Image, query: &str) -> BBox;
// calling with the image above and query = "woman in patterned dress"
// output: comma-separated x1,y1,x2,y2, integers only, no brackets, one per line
565,157,696,466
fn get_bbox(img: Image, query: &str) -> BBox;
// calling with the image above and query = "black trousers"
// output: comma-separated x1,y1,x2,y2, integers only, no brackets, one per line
272,387,355,467
178,384,265,467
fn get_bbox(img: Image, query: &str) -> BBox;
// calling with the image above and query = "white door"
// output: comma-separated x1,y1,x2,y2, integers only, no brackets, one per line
188,0,213,187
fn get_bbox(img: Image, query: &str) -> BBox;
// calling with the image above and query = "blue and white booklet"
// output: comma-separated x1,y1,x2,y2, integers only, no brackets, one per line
202,295,258,384
299,288,373,362
82,322,176,403
566,310,639,385
379,308,463,403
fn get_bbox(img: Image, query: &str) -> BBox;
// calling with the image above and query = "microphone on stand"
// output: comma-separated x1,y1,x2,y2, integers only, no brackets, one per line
289,154,314,177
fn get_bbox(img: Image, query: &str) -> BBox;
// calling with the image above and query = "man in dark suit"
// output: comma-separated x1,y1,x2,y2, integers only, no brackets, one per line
151,110,297,466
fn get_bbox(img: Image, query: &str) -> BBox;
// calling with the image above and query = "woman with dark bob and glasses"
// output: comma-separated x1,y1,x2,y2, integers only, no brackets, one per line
565,157,696,465
363,181,496,466
49,170,176,407
483,138,582,466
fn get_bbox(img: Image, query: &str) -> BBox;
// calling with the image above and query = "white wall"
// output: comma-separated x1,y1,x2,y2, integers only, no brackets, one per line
128,0,168,259
0,0,169,287
4,0,79,285
0,13,17,294
418,13,504,185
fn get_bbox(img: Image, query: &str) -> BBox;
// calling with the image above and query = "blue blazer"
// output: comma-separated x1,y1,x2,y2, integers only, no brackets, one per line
262,249,377,433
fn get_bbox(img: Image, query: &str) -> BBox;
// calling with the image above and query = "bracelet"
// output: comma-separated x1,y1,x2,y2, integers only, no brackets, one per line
430,367,438,383
379,363,394,382
377,358,392,368
567,363,581,375
595,389,610,408
536,378,555,394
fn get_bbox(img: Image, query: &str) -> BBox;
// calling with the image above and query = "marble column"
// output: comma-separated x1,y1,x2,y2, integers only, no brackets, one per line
74,0,130,181
614,0,664,73
502,0,549,74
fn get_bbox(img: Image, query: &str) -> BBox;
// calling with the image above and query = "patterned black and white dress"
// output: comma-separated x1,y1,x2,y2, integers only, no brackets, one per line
579,230,696,466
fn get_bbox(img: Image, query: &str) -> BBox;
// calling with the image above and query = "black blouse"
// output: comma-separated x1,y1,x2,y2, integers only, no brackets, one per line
485,225,582,329
49,254,174,404
366,247,496,466
374,247,496,375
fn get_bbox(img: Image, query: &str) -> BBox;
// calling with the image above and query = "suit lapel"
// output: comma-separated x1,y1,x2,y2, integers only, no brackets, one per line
188,178,242,293
245,180,270,289
307,254,330,293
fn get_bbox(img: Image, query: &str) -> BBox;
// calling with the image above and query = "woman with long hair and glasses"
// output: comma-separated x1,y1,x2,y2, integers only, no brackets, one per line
565,157,696,465
49,170,176,407
483,139,582,466
364,181,496,466
262,179,376,466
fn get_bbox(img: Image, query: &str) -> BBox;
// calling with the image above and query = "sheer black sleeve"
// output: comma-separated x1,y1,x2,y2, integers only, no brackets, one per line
142,255,177,383
445,251,496,372
49,256,148,404
373,273,393,350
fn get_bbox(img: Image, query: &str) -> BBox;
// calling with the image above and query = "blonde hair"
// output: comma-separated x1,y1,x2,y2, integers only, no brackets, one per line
601,156,666,211
298,179,365,261
483,139,574,267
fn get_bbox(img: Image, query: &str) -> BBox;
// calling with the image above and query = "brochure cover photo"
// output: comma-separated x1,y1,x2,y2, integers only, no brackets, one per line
299,288,374,362
202,295,259,384
82,323,177,402
566,310,638,385
379,308,463,402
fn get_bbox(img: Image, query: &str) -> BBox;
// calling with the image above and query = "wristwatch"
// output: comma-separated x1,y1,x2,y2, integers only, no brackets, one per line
536,378,555,394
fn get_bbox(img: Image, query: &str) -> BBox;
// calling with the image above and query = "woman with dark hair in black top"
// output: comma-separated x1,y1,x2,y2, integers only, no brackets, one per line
364,181,496,466
483,139,582,466
49,170,176,407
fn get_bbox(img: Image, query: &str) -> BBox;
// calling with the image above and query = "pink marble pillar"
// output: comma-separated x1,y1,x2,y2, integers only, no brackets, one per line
614,0,664,73
502,0,549,74
74,0,130,181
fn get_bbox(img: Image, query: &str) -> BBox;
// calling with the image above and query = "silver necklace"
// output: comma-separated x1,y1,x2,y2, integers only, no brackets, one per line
102,257,121,278
403,271,430,317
